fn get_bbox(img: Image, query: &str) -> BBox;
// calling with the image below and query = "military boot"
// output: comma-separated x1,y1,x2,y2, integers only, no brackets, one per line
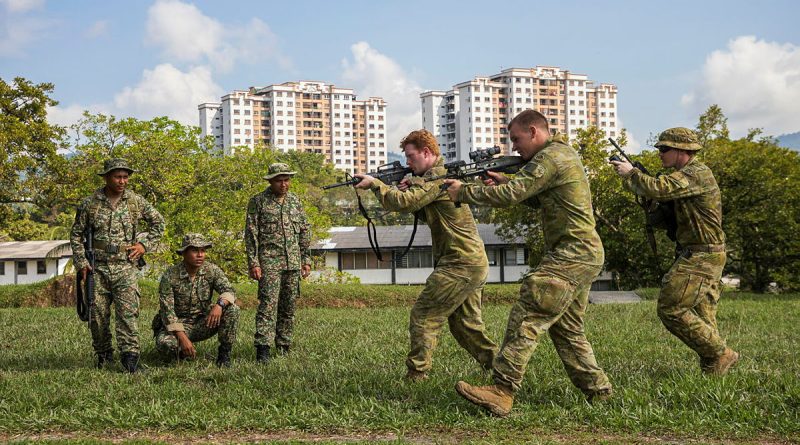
256,345,270,364
216,344,232,368
704,348,740,376
404,369,429,382
96,351,113,369
120,352,140,373
587,388,613,403
455,381,514,417
276,344,290,355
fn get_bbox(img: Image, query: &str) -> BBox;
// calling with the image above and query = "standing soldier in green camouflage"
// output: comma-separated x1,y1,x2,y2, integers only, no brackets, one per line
152,233,240,367
245,163,312,363
353,129,498,381
443,110,612,416
70,158,165,373
611,127,739,375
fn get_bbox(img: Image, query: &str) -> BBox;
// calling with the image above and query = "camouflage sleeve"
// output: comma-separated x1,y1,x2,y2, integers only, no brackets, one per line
370,177,443,213
210,265,236,305
139,197,165,252
457,155,558,208
624,168,706,201
69,201,89,270
298,202,312,266
244,196,260,269
158,270,183,332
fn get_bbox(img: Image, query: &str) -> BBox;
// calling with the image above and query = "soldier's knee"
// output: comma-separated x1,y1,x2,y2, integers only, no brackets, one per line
224,303,240,319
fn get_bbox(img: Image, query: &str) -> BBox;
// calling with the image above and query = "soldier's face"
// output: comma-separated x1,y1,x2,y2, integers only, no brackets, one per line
104,170,129,193
403,144,436,175
269,175,291,196
508,123,546,161
183,247,206,268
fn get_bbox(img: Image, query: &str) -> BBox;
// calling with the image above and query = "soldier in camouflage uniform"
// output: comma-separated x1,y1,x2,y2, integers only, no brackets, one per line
245,163,312,363
70,158,165,373
611,127,739,375
443,110,612,416
152,234,239,367
354,129,497,381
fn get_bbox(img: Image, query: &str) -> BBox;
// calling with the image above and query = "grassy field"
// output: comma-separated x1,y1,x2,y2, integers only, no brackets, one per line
0,290,798,444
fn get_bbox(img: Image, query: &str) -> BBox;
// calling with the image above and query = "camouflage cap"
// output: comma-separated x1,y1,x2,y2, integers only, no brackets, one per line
98,158,136,176
176,233,213,254
263,162,297,180
654,127,703,151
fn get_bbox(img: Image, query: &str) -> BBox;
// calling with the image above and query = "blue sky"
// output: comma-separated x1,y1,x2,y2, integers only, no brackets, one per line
2,0,799,152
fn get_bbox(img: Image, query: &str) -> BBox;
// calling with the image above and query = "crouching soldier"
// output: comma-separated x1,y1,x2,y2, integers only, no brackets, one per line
152,233,240,367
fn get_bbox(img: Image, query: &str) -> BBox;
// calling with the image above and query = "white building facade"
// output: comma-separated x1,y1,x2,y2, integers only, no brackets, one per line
0,241,72,285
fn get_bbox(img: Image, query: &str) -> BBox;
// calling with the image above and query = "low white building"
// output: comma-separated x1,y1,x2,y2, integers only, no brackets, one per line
0,241,72,285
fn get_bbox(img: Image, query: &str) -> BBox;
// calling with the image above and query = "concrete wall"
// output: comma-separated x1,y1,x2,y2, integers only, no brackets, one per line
0,258,69,285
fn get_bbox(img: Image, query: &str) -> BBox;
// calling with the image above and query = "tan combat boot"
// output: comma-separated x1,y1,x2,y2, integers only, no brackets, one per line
587,388,613,403
704,348,740,376
455,381,514,417
404,369,429,382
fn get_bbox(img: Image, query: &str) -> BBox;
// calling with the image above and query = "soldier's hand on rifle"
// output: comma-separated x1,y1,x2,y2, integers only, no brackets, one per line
353,174,374,189
249,266,262,281
610,159,634,177
126,242,146,260
397,178,411,191
81,265,92,282
176,332,196,359
483,171,509,186
301,264,311,279
442,179,463,201
206,304,222,328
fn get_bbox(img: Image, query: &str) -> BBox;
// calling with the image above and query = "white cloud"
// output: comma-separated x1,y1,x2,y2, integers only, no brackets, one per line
0,0,44,13
145,0,289,72
341,42,423,154
0,0,51,56
84,20,108,39
683,36,800,136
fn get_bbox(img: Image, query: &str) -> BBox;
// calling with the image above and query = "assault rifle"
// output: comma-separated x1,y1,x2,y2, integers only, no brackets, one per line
75,226,95,323
426,146,525,189
608,138,677,255
322,161,412,190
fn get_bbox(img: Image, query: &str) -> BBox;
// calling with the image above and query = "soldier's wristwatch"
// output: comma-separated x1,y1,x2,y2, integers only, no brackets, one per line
216,298,226,309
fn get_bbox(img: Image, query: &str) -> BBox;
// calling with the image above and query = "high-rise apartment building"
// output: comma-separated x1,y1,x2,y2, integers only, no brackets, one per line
199,81,388,174
421,66,618,161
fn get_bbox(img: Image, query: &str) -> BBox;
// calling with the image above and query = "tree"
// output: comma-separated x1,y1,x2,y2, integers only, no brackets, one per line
695,104,729,145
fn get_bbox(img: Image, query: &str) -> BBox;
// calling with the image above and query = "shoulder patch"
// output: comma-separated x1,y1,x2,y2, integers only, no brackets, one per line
533,152,546,162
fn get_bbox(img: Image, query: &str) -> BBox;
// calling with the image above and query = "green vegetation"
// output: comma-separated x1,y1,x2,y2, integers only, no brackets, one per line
0,292,798,443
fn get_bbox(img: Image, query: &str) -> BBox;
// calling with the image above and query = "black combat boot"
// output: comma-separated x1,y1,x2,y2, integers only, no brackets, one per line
120,352,140,373
96,351,113,369
276,344,290,355
255,345,270,364
216,344,232,368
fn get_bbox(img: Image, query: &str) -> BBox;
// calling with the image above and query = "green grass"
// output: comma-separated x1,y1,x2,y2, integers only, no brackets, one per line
0,293,798,443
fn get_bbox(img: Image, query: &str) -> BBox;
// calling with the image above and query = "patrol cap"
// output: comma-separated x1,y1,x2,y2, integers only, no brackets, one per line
263,162,297,180
654,127,703,151
98,158,136,176
176,233,213,254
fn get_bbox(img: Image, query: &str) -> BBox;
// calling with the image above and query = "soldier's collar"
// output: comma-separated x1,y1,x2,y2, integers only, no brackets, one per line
422,157,445,178
179,262,207,278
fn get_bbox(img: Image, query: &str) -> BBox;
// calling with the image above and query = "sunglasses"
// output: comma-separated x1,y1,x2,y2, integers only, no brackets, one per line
657,146,673,154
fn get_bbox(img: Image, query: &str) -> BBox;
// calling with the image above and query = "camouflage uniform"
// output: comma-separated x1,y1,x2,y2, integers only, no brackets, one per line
623,127,729,364
457,134,612,397
370,157,497,374
244,164,311,349
70,159,165,357
153,260,239,357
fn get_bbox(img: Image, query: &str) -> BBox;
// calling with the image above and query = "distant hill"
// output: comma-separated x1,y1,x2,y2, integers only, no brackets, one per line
777,132,800,151
386,151,405,165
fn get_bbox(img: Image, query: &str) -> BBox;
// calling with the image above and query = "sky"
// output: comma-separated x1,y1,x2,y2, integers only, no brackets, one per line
2,0,799,153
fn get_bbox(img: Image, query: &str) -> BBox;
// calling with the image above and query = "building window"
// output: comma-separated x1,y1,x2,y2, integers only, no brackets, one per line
37,260,46,274
0,262,4,275
395,249,434,269
17,261,27,275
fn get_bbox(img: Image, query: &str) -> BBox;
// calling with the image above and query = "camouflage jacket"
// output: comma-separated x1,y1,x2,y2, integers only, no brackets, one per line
370,157,488,267
457,135,604,266
70,187,165,269
158,262,235,332
624,157,725,247
244,189,311,271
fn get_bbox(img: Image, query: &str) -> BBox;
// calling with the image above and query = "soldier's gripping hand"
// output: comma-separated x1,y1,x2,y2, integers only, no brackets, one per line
206,304,222,328
353,174,375,189
301,264,311,279
610,159,634,177
81,265,93,282
483,171,509,186
126,242,146,260
176,331,196,359
249,266,262,281
442,179,463,201
397,178,411,191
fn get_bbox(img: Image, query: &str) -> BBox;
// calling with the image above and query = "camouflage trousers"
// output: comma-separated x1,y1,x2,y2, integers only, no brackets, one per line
255,268,300,347
407,264,497,373
89,260,141,355
493,259,612,396
658,250,727,361
154,304,240,356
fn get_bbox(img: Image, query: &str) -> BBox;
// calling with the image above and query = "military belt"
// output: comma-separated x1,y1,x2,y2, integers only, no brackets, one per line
685,244,725,253
92,240,127,254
